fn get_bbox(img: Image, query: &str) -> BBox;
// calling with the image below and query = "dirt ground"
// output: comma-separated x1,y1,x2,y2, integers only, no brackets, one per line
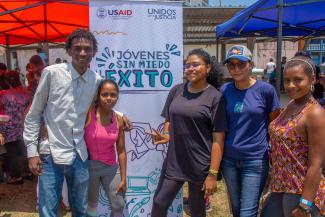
0,178,231,217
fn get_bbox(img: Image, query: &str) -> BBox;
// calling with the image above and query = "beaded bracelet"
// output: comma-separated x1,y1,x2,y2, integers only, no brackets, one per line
299,197,313,207
208,169,218,177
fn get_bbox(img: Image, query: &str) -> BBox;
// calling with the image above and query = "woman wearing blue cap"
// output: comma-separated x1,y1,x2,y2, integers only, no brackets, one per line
220,45,281,217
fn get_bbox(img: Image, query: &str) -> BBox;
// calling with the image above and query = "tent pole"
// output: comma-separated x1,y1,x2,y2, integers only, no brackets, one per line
216,38,219,62
43,2,49,65
276,0,283,97
5,35,11,70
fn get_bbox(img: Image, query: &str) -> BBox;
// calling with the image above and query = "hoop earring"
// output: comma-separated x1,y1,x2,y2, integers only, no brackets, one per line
311,84,314,92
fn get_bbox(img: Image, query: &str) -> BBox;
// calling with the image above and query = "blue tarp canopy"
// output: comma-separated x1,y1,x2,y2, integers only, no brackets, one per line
216,0,325,38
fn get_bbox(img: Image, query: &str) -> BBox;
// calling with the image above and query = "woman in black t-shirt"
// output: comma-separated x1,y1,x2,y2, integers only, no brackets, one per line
150,49,227,217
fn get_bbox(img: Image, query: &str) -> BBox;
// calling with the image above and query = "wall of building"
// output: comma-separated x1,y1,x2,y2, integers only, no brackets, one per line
256,41,298,69
184,44,217,58
190,0,209,6
49,48,71,65
184,40,298,69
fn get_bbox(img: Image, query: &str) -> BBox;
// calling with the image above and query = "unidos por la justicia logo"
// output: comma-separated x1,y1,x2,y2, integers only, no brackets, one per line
147,8,176,20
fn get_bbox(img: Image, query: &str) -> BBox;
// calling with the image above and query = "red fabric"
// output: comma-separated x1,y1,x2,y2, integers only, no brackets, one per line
0,1,89,45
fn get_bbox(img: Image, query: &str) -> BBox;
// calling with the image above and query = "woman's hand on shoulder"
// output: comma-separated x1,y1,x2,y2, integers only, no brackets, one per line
122,115,133,131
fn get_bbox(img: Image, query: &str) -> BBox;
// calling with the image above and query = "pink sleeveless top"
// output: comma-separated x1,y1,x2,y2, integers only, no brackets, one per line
84,107,119,165
269,99,325,215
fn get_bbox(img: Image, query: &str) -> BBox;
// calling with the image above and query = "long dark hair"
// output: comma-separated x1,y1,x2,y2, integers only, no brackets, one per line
187,49,211,66
94,79,119,106
187,49,222,89
284,56,315,78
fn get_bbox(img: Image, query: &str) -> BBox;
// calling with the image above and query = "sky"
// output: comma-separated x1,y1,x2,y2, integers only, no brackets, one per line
209,0,258,6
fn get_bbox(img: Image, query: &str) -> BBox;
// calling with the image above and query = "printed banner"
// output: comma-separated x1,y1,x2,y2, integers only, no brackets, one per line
90,1,183,216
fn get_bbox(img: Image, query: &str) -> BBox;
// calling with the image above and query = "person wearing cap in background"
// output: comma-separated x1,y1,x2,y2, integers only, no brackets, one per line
220,45,281,217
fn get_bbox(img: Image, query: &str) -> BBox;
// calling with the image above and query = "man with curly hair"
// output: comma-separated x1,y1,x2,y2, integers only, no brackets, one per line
24,29,102,217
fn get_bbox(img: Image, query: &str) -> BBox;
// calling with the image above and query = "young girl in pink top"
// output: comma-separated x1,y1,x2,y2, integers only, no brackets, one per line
85,80,126,217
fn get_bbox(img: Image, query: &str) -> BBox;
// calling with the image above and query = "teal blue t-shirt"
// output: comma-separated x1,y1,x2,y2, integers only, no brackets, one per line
220,80,280,160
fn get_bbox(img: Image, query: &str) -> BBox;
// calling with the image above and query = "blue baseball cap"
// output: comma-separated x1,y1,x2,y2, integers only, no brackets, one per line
224,45,252,64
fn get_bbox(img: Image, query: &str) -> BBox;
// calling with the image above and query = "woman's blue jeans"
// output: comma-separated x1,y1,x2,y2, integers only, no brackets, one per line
221,158,269,217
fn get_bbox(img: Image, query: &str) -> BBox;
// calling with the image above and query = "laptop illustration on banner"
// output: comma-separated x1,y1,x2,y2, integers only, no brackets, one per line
126,176,151,196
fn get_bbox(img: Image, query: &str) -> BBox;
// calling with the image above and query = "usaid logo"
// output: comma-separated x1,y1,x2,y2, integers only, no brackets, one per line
96,8,133,19
147,8,176,20
96,8,107,19
107,9,133,19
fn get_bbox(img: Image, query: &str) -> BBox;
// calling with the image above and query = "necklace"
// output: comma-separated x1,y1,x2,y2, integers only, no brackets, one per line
188,83,210,93
234,78,256,90
277,97,313,125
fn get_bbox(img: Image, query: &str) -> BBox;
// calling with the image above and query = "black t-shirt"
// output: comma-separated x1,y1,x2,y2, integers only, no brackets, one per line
161,83,227,183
